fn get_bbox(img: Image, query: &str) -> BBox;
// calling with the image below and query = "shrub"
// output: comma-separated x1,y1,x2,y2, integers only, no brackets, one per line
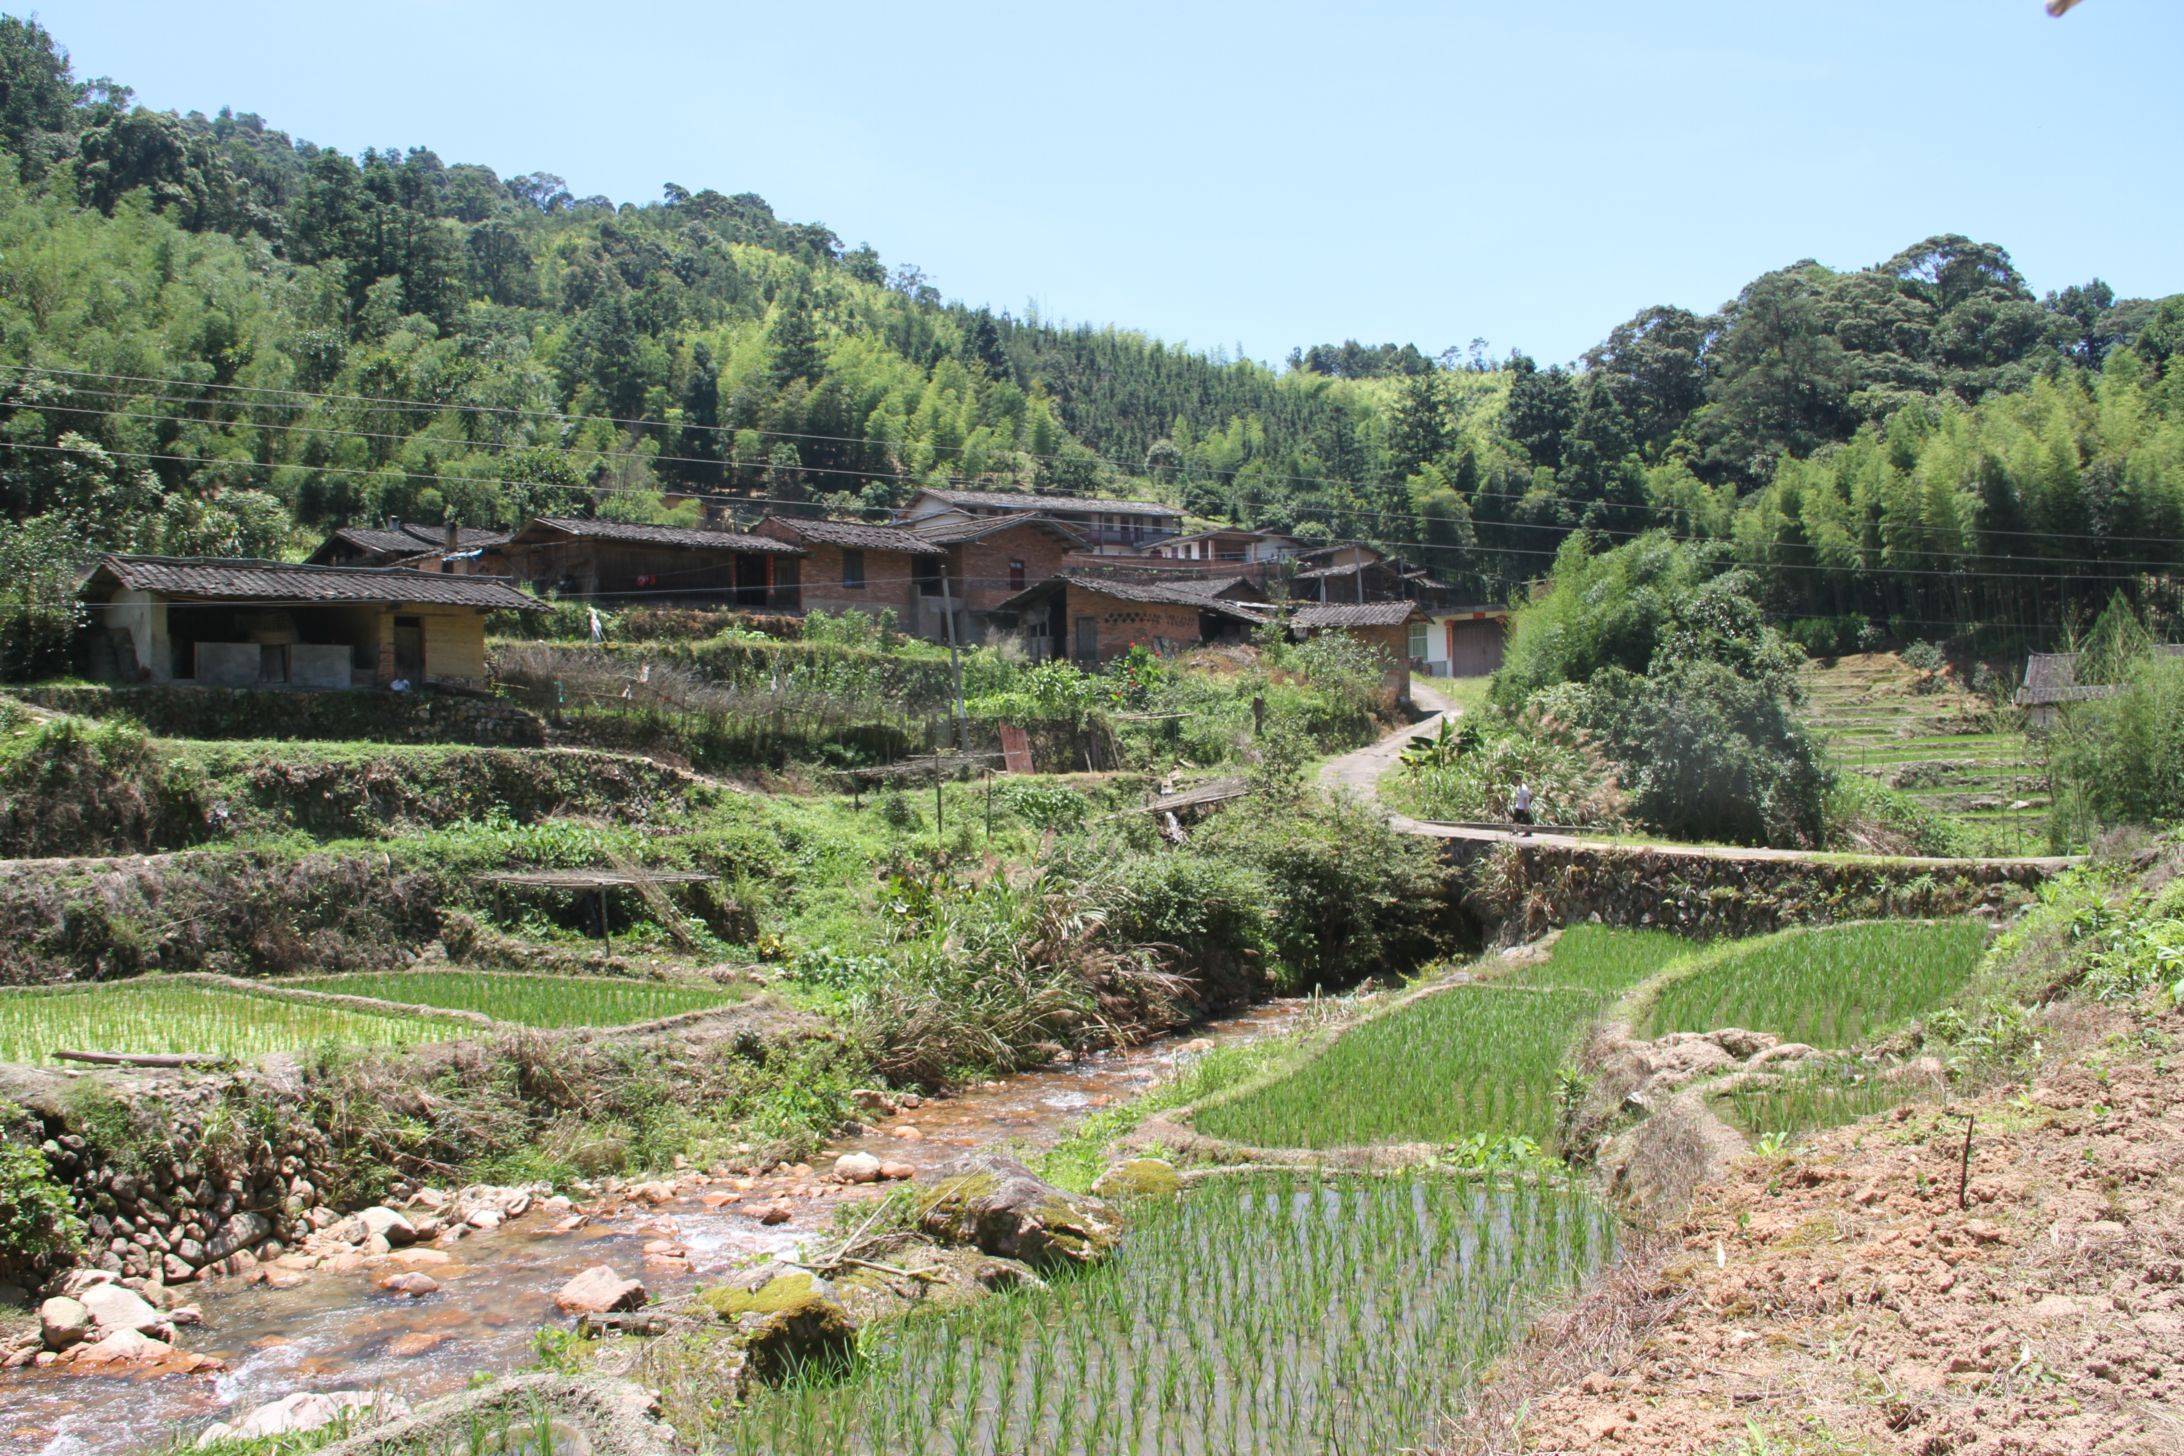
1097,849,1272,1009
1193,795,1445,989
1387,714,1621,827
0,1102,80,1264
2048,654,2184,844
993,780,1092,832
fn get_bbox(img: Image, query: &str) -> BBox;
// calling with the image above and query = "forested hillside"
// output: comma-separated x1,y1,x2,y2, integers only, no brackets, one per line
0,9,2180,672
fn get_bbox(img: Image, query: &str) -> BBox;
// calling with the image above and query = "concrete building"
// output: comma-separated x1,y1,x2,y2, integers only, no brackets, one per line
1140,526,1301,566
79,554,536,689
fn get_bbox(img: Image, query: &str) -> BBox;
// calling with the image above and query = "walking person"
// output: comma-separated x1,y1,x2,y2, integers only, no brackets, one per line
1510,781,1535,835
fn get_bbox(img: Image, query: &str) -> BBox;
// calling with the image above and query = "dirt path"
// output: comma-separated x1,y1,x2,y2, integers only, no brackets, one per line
1460,1006,2184,1456
1321,678,2078,872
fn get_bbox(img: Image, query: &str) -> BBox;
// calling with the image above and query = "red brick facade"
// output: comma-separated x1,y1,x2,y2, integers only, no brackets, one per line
1060,586,1206,664
947,521,1076,615
753,521,922,623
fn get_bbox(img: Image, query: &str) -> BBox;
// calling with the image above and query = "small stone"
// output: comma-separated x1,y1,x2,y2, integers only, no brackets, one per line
754,1201,795,1226
386,1331,449,1358
79,1282,172,1341
835,1153,883,1184
466,1208,504,1232
878,1161,916,1181
196,1391,407,1447
553,1266,646,1315
377,1272,440,1298
72,1328,170,1367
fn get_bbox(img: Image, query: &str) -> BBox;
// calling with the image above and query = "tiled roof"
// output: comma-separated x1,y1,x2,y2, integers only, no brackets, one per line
903,511,1089,546
518,517,804,553
83,555,538,611
759,517,942,555
314,523,510,560
993,573,1267,622
1291,601,1421,629
913,488,1181,519
2017,645,2184,705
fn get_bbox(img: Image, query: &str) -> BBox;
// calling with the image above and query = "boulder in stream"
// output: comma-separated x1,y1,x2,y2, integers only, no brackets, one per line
555,1265,647,1316
918,1152,1122,1270
695,1267,856,1381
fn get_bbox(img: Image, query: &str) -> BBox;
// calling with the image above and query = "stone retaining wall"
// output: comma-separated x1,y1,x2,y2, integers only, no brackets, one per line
1455,839,2053,943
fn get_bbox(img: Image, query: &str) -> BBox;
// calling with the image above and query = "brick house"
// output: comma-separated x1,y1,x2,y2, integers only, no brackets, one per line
752,516,942,623
991,574,1268,665
79,554,536,689
1291,599,1423,709
901,513,1089,638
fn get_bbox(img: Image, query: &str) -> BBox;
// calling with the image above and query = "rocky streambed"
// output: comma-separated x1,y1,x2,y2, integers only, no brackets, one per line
0,1002,1300,1456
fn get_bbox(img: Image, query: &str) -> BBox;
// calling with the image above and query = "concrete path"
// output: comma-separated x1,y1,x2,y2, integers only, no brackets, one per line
1321,679,2079,872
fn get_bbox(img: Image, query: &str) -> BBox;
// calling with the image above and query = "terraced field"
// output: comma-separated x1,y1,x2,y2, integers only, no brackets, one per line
1192,927,1692,1151
1802,652,2048,855
1636,919,1988,1049
0,980,466,1065
290,969,747,1027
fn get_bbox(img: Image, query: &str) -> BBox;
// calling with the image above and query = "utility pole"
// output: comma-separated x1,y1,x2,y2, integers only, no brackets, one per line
939,564,969,751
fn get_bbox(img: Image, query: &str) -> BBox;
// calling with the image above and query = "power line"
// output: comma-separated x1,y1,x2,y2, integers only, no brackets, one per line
12,361,2184,553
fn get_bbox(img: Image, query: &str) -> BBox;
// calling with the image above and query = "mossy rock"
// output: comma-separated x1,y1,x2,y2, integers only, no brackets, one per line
918,1152,1122,1271
1091,1157,1181,1199
692,1269,855,1382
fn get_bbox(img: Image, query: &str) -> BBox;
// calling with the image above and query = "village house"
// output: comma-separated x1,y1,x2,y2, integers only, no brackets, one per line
1290,599,1426,710
893,487,1183,555
306,520,512,572
1139,526,1302,566
990,573,1268,665
78,554,536,689
2016,645,2184,728
900,511,1088,638
751,516,943,622
1417,605,1510,678
491,517,805,610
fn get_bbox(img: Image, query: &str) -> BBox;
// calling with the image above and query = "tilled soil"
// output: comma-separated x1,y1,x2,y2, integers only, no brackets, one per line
1492,1007,2184,1455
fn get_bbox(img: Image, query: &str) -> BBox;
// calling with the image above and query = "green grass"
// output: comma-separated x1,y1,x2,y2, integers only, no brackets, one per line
1716,1061,1929,1140
288,970,746,1027
1034,1037,1297,1192
0,981,460,1065
1639,920,1987,1049
1192,927,1693,1151
726,1173,1614,1456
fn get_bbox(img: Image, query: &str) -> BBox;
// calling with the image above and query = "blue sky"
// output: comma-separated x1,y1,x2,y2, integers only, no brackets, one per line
41,0,2184,366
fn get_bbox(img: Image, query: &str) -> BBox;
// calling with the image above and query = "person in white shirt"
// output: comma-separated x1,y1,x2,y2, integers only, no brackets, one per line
1511,782,1535,832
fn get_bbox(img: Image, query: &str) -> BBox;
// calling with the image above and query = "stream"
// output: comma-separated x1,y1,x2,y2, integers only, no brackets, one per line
1,1001,1301,1456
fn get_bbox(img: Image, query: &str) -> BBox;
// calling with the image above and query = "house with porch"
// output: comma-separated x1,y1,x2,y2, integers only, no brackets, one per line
894,488,1182,555
491,517,805,609
1139,526,1302,567
900,511,1088,638
78,554,536,689
989,573,1268,665
1417,606,1510,679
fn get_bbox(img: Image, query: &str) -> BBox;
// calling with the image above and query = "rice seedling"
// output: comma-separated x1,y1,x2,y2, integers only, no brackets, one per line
727,1173,1616,1456
1193,927,1694,1151
1639,920,1987,1049
0,980,459,1065
288,970,743,1028
1718,1060,1932,1140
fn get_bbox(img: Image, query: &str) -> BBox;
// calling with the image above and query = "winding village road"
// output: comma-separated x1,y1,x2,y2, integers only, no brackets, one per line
1321,679,2081,872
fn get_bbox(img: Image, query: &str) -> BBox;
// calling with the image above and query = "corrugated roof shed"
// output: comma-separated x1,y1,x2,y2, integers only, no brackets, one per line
518,517,804,552
84,555,539,610
2018,645,2184,705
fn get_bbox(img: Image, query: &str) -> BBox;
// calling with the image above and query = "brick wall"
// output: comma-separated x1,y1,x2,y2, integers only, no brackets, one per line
1067,587,1205,663
950,523,1075,613
755,524,921,622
